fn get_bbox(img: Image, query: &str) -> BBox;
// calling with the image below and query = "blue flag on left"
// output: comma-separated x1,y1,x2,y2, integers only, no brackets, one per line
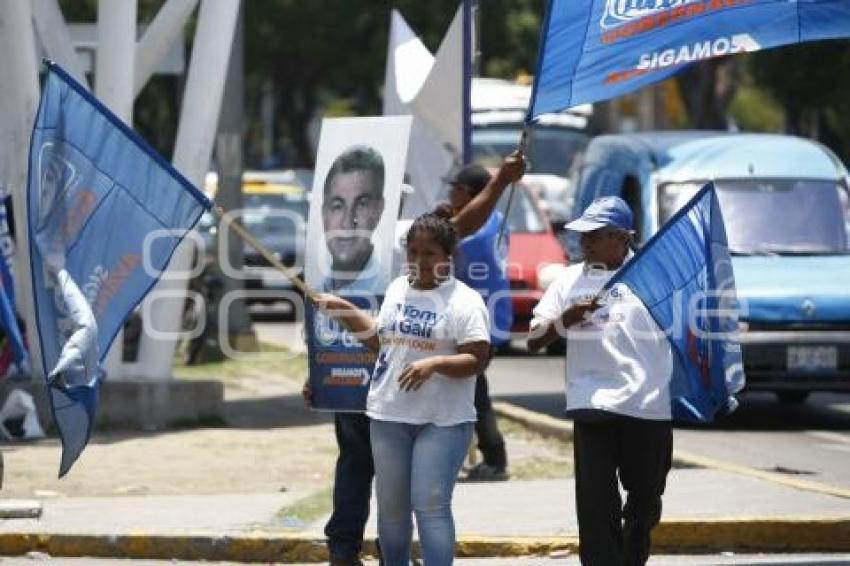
26,61,212,476
604,183,745,423
0,242,28,377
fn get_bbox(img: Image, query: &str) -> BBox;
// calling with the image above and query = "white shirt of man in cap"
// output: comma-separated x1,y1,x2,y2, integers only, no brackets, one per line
527,195,673,566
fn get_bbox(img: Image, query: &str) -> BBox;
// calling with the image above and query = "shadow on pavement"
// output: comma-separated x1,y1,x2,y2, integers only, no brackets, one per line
223,393,332,429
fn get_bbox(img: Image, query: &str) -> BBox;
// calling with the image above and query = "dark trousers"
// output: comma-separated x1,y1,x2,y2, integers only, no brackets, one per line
473,372,507,469
325,412,374,559
573,413,673,566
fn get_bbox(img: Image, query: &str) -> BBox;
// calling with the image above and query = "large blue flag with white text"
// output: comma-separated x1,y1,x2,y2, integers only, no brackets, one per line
528,0,850,120
27,61,211,476
604,183,745,423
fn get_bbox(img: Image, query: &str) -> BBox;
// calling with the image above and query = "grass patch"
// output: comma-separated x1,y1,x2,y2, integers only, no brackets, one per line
275,487,333,529
173,341,306,384
497,417,575,480
511,456,573,480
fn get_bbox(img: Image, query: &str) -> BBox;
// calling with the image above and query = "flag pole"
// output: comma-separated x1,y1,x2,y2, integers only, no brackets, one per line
212,207,317,302
496,124,530,247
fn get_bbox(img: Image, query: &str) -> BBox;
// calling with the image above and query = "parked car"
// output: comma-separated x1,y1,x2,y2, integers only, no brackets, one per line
471,78,592,233
569,131,850,403
199,171,309,304
495,180,569,336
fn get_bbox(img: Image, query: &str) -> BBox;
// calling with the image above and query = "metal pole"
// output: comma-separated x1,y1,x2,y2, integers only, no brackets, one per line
496,125,530,248
0,0,43,377
134,0,240,380
462,0,473,165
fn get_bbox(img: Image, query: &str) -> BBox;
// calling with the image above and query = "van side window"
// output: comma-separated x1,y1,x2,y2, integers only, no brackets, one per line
621,175,643,243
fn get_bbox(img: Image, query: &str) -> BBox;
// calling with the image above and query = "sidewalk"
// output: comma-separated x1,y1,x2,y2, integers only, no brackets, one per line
0,401,848,562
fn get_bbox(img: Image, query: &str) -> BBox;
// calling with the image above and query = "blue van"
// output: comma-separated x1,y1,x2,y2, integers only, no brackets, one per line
569,132,850,403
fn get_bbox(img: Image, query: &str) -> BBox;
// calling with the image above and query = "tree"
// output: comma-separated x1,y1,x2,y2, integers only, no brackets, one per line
244,1,550,167
244,1,457,167
747,40,850,161
675,58,740,129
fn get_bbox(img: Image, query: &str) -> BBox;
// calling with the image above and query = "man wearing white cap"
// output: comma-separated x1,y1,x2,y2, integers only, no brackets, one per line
527,196,674,566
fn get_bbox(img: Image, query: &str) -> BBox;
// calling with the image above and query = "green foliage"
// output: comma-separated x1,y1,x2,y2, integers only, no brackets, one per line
174,341,306,384
479,0,546,78
729,85,784,133
244,1,547,165
275,487,333,529
746,40,850,162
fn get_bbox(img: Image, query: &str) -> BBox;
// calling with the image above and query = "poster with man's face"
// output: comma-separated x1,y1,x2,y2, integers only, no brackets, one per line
305,116,412,411
305,117,411,294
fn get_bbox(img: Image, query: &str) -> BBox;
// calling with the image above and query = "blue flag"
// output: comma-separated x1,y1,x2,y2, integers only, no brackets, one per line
27,61,211,476
528,0,850,120
604,183,745,423
0,244,27,377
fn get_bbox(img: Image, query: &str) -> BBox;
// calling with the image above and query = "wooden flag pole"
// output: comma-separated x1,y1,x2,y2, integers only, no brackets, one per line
212,207,318,302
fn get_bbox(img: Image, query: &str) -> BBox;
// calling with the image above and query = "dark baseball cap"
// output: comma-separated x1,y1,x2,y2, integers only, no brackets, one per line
565,196,634,232
444,164,492,195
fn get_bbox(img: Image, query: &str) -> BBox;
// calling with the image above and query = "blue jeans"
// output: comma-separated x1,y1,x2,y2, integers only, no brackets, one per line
370,419,473,566
325,412,374,560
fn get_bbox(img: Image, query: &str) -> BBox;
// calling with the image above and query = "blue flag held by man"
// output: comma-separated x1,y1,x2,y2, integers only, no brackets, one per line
604,182,745,422
527,0,850,119
26,61,212,476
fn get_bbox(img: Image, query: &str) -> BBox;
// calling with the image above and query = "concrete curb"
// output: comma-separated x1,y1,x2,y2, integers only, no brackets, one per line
0,402,845,561
2,520,850,563
493,401,850,500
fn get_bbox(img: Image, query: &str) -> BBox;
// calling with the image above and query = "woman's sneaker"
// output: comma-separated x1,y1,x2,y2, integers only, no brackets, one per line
463,462,510,482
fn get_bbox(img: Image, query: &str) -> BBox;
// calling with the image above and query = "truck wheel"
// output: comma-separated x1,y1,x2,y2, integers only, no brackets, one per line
776,391,810,404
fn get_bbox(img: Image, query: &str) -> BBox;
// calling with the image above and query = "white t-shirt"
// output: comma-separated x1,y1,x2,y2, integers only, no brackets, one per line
530,256,673,420
367,275,490,426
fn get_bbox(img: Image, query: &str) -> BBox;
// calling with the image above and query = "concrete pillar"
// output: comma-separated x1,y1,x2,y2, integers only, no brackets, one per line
0,0,43,377
134,0,240,379
96,0,137,377
134,0,198,98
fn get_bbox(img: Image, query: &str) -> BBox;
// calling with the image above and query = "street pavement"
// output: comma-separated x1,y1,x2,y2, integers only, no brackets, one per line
0,320,841,562
3,555,850,565
485,351,850,492
0,400,847,562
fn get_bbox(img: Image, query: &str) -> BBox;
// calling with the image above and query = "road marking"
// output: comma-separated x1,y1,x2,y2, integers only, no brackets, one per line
494,401,850,500
671,448,850,500
807,431,850,445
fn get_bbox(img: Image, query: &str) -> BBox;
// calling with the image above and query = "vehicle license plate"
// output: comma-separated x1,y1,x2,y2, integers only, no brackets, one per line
787,346,838,371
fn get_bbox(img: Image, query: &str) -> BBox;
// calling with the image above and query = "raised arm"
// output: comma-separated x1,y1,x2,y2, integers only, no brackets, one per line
451,151,526,238
311,293,380,353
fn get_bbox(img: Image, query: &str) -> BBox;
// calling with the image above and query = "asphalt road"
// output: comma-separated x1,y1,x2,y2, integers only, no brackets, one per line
486,350,850,492
254,318,850,492
7,554,850,565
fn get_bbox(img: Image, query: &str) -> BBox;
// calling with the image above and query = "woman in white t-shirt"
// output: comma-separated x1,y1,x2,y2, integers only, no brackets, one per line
311,213,491,566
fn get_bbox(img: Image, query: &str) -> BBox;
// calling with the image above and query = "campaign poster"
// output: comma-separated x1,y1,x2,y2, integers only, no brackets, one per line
305,117,412,411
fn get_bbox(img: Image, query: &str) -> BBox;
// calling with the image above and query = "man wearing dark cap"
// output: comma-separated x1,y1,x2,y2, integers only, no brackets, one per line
443,159,518,481
527,196,674,566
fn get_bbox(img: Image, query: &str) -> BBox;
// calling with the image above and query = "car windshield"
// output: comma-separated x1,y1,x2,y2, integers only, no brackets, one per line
496,185,546,234
658,179,849,255
473,125,588,178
